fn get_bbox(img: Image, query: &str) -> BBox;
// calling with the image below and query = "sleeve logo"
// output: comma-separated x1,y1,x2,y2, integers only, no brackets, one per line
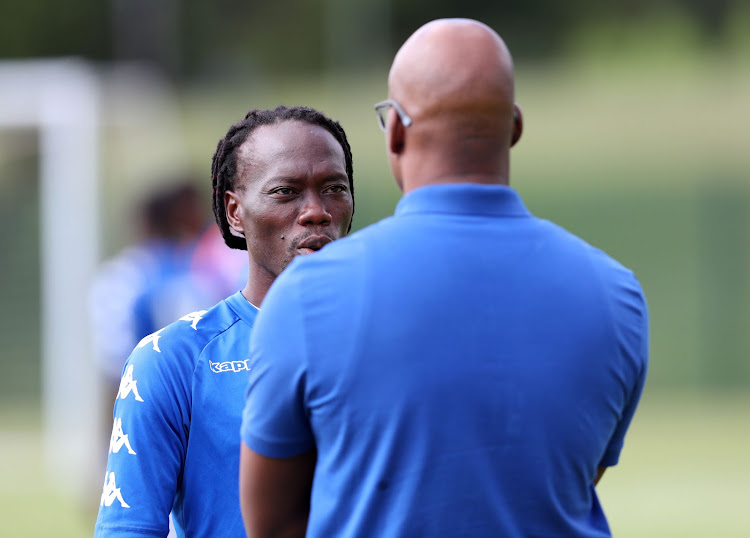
180,310,207,330
109,417,137,455
136,327,165,353
117,364,144,402
100,471,130,508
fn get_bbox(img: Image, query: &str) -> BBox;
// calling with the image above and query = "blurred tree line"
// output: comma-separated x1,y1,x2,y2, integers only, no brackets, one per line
0,0,744,80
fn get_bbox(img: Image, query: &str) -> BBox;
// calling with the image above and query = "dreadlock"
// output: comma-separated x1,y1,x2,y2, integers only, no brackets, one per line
211,105,355,250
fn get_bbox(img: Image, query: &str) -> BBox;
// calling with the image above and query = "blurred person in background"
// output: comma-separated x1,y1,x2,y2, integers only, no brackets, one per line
89,180,246,403
239,19,648,538
94,105,355,537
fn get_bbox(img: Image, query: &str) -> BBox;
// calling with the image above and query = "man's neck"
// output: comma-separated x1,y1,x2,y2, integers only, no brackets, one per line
398,149,510,194
241,273,272,309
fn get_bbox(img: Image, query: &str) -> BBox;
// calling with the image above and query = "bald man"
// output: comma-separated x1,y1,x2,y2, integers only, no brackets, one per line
239,19,648,538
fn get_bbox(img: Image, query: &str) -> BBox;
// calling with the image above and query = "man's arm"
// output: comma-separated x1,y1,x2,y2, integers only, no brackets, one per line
240,443,316,538
94,329,190,537
595,270,649,487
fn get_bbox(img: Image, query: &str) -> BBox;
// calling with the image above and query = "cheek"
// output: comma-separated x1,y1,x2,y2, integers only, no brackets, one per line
249,216,285,243
253,204,299,250
333,199,354,232
247,226,292,271
242,210,284,253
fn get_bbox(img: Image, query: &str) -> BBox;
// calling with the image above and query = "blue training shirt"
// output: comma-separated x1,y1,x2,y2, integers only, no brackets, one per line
96,291,257,537
241,184,648,538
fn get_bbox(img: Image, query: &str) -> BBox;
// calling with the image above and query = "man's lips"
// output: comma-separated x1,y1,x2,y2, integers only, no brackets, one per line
296,235,332,253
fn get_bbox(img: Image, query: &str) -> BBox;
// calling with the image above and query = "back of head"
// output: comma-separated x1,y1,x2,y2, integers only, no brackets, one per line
386,19,521,189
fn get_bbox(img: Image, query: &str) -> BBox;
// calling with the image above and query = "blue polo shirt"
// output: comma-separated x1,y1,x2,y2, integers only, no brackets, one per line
96,291,257,538
242,184,648,538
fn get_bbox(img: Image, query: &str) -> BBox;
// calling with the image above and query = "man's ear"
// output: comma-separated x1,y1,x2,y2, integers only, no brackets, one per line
511,104,523,148
224,190,245,237
388,108,406,155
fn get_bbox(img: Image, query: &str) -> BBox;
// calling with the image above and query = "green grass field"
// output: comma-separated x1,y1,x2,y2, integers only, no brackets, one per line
598,389,750,537
1,389,748,537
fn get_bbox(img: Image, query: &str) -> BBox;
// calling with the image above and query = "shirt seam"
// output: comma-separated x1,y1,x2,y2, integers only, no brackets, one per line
94,523,164,535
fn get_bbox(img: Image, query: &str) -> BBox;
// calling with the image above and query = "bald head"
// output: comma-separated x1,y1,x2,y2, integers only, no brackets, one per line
390,19,515,125
384,19,522,191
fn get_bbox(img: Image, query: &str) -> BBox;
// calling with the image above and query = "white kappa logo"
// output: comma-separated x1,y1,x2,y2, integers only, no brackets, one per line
110,417,137,455
117,364,144,402
137,328,165,353
209,359,251,374
100,471,130,508
180,310,207,330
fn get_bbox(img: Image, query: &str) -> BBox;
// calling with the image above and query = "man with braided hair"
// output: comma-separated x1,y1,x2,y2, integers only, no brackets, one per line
95,105,355,537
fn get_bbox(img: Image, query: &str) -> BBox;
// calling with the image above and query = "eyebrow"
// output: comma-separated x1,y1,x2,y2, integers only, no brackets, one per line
263,172,349,185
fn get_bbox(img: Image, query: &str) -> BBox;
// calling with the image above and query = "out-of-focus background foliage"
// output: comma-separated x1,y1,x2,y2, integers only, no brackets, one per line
1,1,748,536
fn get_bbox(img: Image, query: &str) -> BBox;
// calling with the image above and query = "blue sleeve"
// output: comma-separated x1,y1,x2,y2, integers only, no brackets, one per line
94,327,191,537
241,265,314,458
600,281,650,467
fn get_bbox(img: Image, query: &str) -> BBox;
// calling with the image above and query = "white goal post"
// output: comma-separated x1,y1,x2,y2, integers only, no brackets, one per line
0,58,103,500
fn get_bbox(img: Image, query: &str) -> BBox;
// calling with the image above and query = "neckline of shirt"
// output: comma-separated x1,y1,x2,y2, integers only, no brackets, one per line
395,183,531,218
224,290,259,325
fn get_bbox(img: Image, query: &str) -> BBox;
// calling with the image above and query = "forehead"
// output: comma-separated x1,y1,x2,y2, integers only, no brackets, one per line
237,120,346,181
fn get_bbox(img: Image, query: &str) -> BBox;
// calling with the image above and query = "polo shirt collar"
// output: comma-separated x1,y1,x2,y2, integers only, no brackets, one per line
394,183,531,218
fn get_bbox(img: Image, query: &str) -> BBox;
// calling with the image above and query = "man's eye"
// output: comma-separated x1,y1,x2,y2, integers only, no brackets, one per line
325,185,347,194
272,187,295,195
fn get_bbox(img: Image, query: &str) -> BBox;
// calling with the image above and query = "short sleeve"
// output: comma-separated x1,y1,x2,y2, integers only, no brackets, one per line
599,283,650,467
94,327,191,537
241,265,314,458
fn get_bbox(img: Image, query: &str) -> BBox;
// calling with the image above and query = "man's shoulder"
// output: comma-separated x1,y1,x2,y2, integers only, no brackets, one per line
126,298,243,370
537,217,635,268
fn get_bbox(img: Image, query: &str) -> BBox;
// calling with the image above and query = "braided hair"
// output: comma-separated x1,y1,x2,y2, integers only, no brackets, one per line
211,105,355,250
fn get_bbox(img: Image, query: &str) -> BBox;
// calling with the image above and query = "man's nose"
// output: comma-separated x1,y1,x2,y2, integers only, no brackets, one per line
297,194,331,226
